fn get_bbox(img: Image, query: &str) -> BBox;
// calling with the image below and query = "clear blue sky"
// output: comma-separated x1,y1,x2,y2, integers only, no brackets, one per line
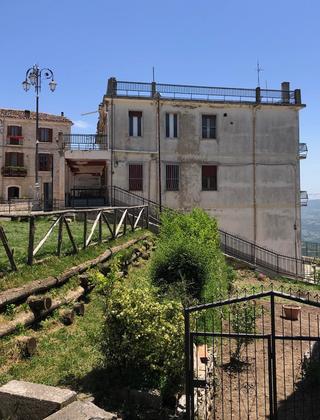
1,0,319,195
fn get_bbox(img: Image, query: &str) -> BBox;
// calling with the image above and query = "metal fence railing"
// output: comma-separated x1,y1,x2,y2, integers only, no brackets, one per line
108,79,300,105
63,134,108,151
111,185,318,282
302,241,320,258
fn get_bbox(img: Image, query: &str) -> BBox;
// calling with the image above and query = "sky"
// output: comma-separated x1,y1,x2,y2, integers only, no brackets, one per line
0,0,319,195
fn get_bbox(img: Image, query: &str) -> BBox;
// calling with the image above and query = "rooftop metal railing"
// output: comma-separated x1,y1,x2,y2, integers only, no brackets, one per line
107,79,301,105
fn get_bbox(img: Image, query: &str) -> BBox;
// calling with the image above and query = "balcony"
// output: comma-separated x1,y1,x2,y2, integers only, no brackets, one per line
300,191,308,206
62,134,108,151
299,143,308,159
1,166,27,177
6,136,23,146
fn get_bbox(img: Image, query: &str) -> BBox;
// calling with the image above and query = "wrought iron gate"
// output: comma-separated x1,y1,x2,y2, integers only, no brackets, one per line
185,290,320,419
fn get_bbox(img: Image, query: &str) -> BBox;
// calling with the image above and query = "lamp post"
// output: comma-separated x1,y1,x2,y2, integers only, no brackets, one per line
22,65,57,208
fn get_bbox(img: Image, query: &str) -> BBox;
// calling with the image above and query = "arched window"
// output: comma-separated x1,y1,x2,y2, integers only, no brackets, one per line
8,186,20,200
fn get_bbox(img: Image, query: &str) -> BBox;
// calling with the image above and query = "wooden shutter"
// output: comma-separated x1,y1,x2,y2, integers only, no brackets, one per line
17,153,24,166
202,165,217,190
129,164,143,191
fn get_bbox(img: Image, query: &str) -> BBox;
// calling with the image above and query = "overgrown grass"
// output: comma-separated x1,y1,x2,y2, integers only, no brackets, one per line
0,289,105,388
0,216,130,272
0,229,149,292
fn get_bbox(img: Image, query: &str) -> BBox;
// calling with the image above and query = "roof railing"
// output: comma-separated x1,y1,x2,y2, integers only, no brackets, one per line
106,78,302,105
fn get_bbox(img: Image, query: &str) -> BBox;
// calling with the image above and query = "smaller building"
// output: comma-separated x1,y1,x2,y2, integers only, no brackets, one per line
0,109,72,208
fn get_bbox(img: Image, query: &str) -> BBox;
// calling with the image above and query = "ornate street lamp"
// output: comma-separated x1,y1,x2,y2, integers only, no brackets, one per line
22,65,57,207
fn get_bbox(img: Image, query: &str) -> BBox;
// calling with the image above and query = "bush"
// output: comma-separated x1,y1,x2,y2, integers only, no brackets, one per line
102,277,184,399
231,302,256,365
150,208,230,302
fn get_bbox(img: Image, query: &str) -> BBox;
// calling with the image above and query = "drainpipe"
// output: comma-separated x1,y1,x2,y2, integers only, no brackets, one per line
110,97,114,205
252,104,258,254
156,92,162,211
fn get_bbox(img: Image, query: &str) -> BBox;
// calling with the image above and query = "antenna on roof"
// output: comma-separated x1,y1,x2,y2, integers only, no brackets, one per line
256,60,264,87
152,66,155,82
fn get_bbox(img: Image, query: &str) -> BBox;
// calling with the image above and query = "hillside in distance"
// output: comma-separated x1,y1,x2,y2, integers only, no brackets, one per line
301,199,320,242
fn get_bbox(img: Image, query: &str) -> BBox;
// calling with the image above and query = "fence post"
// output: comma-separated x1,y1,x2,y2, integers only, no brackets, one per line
113,208,117,238
98,212,102,243
145,206,149,229
184,309,191,420
27,216,35,266
83,212,87,249
270,293,278,418
57,216,63,256
123,210,127,235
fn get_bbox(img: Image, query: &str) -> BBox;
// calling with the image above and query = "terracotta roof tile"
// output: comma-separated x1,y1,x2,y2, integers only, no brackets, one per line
0,108,73,124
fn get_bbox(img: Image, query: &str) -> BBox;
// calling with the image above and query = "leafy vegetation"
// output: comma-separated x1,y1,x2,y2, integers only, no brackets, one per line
150,208,232,303
0,229,147,292
231,302,256,365
102,273,184,401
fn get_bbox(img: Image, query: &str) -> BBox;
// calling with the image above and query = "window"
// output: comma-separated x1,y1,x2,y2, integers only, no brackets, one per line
129,164,143,191
39,127,53,142
8,186,20,199
166,164,179,191
7,126,22,145
165,113,178,138
202,115,216,139
202,165,217,191
7,125,22,137
38,154,53,171
5,152,24,167
129,111,142,137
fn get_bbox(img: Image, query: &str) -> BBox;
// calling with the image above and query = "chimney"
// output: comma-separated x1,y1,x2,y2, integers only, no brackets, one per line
61,112,64,117
281,82,290,104
24,110,31,118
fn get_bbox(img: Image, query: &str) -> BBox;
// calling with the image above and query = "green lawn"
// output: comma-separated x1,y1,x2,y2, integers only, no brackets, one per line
0,288,105,389
0,216,117,271
0,228,149,292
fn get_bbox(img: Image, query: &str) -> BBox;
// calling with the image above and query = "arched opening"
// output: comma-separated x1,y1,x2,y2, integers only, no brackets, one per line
8,186,20,200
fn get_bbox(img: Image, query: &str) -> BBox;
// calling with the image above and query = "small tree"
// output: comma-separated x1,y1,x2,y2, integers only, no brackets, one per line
231,303,256,366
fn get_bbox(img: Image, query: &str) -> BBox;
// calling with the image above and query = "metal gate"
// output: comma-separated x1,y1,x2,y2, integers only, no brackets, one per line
185,290,320,419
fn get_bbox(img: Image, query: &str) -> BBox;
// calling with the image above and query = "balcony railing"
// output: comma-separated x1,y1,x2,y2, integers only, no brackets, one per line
6,136,23,146
1,166,27,177
300,190,308,206
299,143,308,159
62,134,108,151
107,78,302,105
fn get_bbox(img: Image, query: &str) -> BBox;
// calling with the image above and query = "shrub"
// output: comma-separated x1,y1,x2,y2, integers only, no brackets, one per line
150,208,230,302
231,302,256,365
102,277,184,399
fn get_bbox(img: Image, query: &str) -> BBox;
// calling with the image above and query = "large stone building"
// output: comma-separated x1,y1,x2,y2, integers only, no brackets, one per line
93,78,308,258
0,109,72,208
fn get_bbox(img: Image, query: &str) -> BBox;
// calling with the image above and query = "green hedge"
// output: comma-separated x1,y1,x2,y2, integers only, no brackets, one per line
150,208,231,302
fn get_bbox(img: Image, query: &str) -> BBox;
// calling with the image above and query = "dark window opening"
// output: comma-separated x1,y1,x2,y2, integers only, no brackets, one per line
202,115,216,139
5,152,24,167
129,164,143,191
38,154,53,171
129,111,142,137
165,113,178,138
202,165,217,191
39,127,53,142
8,186,20,199
166,164,179,191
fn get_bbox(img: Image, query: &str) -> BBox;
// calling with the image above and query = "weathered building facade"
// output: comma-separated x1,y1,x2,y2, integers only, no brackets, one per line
0,109,72,207
97,78,307,258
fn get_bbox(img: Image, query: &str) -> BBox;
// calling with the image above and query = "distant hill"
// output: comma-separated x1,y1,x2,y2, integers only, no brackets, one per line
301,199,320,242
